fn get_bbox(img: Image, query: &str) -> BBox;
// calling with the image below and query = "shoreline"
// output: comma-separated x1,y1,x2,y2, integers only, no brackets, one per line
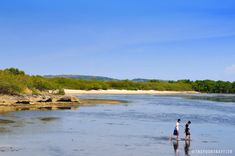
0,95,125,113
64,89,199,95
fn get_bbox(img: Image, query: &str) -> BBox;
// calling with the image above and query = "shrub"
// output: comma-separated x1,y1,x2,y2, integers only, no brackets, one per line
4,68,25,75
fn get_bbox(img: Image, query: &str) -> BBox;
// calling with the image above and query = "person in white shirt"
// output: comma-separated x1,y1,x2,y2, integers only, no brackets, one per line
173,119,181,140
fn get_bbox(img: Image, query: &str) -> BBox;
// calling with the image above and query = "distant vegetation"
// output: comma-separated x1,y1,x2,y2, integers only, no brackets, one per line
45,75,116,81
0,68,235,95
193,80,235,93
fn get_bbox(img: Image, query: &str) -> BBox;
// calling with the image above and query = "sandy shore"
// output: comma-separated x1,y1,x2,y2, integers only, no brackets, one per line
64,89,199,95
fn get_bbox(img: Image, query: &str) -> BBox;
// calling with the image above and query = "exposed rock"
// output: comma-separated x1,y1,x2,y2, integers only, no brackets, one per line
37,96,53,103
0,95,18,104
57,96,80,103
16,99,30,104
16,101,30,104
0,94,127,113
48,89,60,94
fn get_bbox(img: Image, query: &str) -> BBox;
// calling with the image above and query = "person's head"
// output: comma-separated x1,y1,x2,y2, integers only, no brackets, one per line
187,121,191,124
185,124,189,128
177,119,181,122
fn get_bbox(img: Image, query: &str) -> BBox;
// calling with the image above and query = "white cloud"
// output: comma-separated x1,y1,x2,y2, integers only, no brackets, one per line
225,64,235,74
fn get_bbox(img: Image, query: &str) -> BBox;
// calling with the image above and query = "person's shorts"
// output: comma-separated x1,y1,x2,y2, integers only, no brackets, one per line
173,129,178,135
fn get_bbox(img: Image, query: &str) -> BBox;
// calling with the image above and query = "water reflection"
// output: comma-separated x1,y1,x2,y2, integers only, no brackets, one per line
184,140,190,156
184,95,235,103
172,139,191,156
173,140,179,156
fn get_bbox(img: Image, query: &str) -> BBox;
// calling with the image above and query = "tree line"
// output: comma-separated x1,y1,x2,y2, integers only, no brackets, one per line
0,68,234,95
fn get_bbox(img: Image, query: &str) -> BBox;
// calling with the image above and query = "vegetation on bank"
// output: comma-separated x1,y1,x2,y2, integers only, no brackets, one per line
0,68,235,95
0,68,62,95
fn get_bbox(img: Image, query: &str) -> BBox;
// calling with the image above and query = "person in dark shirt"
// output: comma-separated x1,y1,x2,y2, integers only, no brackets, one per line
185,121,191,140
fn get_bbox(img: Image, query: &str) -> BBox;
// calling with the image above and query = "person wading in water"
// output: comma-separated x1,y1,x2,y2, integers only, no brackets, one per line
185,121,191,140
173,119,181,140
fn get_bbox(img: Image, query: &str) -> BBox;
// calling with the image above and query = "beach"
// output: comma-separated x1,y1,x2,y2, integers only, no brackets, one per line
64,89,199,95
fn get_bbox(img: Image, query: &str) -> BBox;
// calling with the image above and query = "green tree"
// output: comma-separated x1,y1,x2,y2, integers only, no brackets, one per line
4,68,25,75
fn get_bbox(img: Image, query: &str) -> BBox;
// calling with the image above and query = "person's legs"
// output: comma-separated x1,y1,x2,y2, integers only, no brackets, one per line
176,130,179,140
186,133,191,140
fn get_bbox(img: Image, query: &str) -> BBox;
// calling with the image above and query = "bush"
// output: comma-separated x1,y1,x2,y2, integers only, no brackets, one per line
0,70,25,95
0,82,23,95
30,76,57,91
4,68,25,75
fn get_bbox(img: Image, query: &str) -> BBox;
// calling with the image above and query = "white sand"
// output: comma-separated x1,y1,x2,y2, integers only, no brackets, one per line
64,89,199,95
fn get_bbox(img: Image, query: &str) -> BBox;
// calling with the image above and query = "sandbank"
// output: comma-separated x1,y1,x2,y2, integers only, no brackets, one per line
65,89,199,95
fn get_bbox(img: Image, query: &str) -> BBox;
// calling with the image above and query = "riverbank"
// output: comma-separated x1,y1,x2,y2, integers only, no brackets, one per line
64,89,199,95
0,94,126,113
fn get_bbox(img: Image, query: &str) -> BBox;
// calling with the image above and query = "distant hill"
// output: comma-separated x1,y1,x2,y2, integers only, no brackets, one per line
44,75,169,82
132,78,151,82
132,78,168,82
44,75,117,81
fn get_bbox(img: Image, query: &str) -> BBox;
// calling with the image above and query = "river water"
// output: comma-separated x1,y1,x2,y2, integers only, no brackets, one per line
0,94,234,156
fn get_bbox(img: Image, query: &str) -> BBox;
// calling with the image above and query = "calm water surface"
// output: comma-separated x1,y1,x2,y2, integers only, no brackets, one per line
0,94,234,156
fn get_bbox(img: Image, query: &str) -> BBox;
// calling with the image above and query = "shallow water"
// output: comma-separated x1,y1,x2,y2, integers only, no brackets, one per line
0,94,234,156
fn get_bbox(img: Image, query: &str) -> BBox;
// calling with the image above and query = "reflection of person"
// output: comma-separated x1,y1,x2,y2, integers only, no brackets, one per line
184,139,190,156
173,140,179,156
173,119,181,140
184,121,191,140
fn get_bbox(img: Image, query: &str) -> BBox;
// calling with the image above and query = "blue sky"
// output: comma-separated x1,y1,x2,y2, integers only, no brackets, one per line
0,0,235,81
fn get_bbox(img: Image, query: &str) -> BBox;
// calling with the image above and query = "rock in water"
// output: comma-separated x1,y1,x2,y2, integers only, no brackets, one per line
37,96,53,102
16,100,30,104
57,96,80,103
15,97,31,104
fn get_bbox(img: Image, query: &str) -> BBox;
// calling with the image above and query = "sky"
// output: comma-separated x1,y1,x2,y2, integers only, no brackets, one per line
0,0,235,81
